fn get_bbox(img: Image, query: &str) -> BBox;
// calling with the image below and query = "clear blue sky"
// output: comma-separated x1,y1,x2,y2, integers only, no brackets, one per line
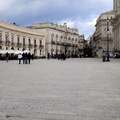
0,0,113,39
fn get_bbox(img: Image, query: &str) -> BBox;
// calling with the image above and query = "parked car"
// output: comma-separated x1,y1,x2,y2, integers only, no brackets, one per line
114,53,120,58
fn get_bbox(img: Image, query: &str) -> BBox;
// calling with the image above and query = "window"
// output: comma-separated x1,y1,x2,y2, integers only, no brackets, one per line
12,35,14,43
17,36,20,44
40,50,42,55
29,39,31,44
51,34,54,41
40,40,42,46
34,40,37,48
56,35,58,41
5,34,8,41
34,40,36,45
23,38,25,45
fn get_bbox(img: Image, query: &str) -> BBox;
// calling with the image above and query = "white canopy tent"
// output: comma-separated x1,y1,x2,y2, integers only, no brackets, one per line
0,50,30,54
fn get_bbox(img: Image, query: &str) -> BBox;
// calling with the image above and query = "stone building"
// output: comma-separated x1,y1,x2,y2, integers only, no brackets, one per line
93,10,114,57
78,35,85,56
0,21,45,57
27,22,79,57
111,0,120,51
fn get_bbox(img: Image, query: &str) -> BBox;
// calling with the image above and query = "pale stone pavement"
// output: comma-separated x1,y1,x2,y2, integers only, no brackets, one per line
0,58,120,120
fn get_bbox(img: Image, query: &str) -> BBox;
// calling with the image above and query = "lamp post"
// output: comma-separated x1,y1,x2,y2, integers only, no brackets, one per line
106,17,110,62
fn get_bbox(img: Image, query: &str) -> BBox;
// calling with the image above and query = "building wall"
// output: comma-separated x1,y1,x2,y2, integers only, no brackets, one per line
28,22,79,57
93,10,114,57
78,35,85,56
114,0,120,12
111,0,120,51
0,21,45,57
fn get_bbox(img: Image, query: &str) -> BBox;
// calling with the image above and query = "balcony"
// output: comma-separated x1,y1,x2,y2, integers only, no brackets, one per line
0,41,4,45
5,41,11,46
16,43,22,47
28,44,33,48
59,42,62,45
61,42,66,46
72,44,78,47
56,41,59,45
66,43,71,46
11,42,16,47
51,41,56,44
75,44,78,47
23,44,27,47
39,45,44,49
34,45,38,48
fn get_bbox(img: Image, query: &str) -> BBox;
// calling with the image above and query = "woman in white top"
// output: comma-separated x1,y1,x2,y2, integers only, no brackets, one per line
18,53,22,64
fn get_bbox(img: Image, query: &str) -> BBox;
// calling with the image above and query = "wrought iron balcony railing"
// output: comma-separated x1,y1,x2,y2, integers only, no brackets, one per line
39,45,44,49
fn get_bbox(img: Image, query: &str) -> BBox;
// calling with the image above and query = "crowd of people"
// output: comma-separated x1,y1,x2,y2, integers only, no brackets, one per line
4,52,84,63
18,53,34,64
48,53,66,60
5,52,34,64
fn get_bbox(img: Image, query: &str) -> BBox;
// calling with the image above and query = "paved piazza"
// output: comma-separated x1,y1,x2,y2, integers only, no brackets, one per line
0,58,120,120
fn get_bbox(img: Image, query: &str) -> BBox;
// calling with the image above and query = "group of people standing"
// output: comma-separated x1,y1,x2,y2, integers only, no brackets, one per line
18,53,33,64
47,53,66,60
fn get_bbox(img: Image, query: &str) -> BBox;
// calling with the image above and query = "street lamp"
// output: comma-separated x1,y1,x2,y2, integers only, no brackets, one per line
106,17,110,62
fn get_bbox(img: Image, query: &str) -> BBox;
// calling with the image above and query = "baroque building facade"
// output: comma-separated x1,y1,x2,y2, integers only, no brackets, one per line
27,22,80,57
0,21,45,57
93,10,114,57
78,35,85,56
111,0,120,51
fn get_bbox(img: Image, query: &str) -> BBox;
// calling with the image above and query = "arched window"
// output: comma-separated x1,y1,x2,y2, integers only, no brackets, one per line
11,47,14,50
68,37,71,41
56,34,58,41
51,33,54,41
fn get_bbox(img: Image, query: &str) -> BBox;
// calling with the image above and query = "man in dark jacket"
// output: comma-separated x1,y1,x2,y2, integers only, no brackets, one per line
6,52,9,62
28,53,31,64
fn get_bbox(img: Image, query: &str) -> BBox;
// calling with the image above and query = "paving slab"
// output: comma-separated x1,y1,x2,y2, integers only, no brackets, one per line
0,58,120,120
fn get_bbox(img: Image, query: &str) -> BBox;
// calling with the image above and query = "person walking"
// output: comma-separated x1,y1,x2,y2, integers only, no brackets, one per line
28,53,31,64
47,53,50,60
24,53,28,64
31,54,34,60
22,53,25,64
6,52,9,62
18,53,22,64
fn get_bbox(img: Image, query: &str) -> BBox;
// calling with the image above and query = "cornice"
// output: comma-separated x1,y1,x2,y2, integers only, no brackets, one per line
0,21,44,37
